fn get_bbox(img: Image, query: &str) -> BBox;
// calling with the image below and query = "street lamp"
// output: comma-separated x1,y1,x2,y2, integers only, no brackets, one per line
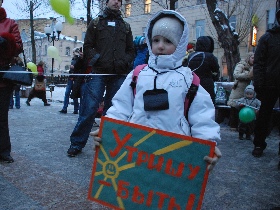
44,21,63,98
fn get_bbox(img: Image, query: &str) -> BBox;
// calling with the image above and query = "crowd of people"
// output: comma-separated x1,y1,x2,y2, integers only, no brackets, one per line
1,0,279,173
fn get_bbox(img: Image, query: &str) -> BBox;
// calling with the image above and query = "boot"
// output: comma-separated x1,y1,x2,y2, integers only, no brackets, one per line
239,132,244,140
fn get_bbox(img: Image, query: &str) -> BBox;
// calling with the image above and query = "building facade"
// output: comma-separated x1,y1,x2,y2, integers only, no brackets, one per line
17,18,86,76
15,0,278,80
118,0,277,80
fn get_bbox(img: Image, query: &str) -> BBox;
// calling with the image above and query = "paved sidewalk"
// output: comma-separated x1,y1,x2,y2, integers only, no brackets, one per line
0,90,279,210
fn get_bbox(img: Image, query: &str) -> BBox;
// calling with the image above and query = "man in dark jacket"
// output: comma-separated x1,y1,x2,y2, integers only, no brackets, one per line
252,9,280,159
67,0,135,157
0,0,23,163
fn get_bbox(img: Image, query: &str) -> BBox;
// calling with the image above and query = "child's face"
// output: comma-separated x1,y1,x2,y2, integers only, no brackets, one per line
151,35,176,55
245,92,254,99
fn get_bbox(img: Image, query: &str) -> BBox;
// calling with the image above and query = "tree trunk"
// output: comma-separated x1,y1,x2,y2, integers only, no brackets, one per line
206,0,240,81
87,0,92,26
30,1,36,64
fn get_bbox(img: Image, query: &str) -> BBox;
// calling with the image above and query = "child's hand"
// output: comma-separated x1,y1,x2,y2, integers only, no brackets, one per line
204,146,222,171
90,129,101,151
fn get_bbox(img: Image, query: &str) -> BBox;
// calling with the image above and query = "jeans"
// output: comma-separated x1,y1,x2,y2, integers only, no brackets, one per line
10,89,20,108
63,79,79,112
70,75,126,150
0,85,13,156
79,82,86,113
254,89,280,148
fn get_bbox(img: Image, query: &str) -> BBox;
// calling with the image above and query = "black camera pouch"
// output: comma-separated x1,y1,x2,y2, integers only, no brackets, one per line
143,75,169,111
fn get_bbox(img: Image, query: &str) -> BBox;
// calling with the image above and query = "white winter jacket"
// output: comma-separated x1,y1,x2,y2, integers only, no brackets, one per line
106,10,220,143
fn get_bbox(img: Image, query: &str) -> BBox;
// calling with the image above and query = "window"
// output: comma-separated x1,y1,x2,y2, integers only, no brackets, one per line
65,47,70,56
195,20,205,39
197,0,205,5
82,32,86,41
267,9,276,29
229,15,236,30
144,0,151,14
125,3,131,17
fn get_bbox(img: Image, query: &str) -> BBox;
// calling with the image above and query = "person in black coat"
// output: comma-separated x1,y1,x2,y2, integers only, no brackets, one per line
252,9,280,158
183,36,220,104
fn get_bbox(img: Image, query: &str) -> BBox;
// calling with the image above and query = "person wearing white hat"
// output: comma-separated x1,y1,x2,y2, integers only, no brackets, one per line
91,10,222,171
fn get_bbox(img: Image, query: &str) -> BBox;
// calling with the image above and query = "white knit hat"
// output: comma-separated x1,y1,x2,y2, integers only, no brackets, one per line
152,17,183,47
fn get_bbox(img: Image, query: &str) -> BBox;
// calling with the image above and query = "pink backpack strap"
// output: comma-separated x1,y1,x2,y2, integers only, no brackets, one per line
192,72,200,86
184,72,200,117
131,64,147,96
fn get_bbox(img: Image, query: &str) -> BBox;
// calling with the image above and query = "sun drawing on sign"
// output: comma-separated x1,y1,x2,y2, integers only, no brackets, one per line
93,130,192,209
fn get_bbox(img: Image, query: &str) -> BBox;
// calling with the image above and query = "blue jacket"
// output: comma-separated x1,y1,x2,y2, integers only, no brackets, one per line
133,45,148,68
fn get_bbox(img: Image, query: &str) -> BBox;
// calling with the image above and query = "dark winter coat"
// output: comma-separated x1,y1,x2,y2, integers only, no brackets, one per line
0,7,23,84
69,55,83,78
253,26,280,93
70,55,86,99
183,36,220,103
83,7,135,75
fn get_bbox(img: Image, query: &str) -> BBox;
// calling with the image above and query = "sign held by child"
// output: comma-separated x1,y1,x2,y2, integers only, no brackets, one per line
88,117,216,210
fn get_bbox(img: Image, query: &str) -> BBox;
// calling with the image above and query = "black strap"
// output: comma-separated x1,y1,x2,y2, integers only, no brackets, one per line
185,83,199,119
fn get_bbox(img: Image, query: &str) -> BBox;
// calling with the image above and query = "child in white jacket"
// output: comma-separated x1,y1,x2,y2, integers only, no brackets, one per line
91,10,221,170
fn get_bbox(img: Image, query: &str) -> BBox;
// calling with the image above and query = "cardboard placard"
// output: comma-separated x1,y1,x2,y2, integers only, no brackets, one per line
88,117,215,210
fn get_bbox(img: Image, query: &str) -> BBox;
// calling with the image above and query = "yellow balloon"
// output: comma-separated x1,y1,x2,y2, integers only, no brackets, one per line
27,62,37,73
47,46,62,63
50,0,74,24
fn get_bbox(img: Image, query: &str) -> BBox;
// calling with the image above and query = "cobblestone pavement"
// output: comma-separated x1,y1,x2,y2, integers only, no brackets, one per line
0,96,279,210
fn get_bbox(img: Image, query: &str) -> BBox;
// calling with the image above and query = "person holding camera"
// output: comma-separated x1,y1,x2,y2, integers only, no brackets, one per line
0,0,23,163
59,47,80,114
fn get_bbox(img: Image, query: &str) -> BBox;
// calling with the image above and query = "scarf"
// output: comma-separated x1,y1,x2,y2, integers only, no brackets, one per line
103,7,122,20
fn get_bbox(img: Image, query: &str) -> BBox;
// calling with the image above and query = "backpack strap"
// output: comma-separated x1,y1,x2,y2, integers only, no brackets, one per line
130,64,147,96
184,72,200,118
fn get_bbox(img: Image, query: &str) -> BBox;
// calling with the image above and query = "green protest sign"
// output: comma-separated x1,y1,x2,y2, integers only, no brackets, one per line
88,117,215,210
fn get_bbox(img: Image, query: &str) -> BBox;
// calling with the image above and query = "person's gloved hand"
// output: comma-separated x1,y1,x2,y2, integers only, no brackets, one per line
0,36,7,48
90,129,101,151
204,146,222,171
